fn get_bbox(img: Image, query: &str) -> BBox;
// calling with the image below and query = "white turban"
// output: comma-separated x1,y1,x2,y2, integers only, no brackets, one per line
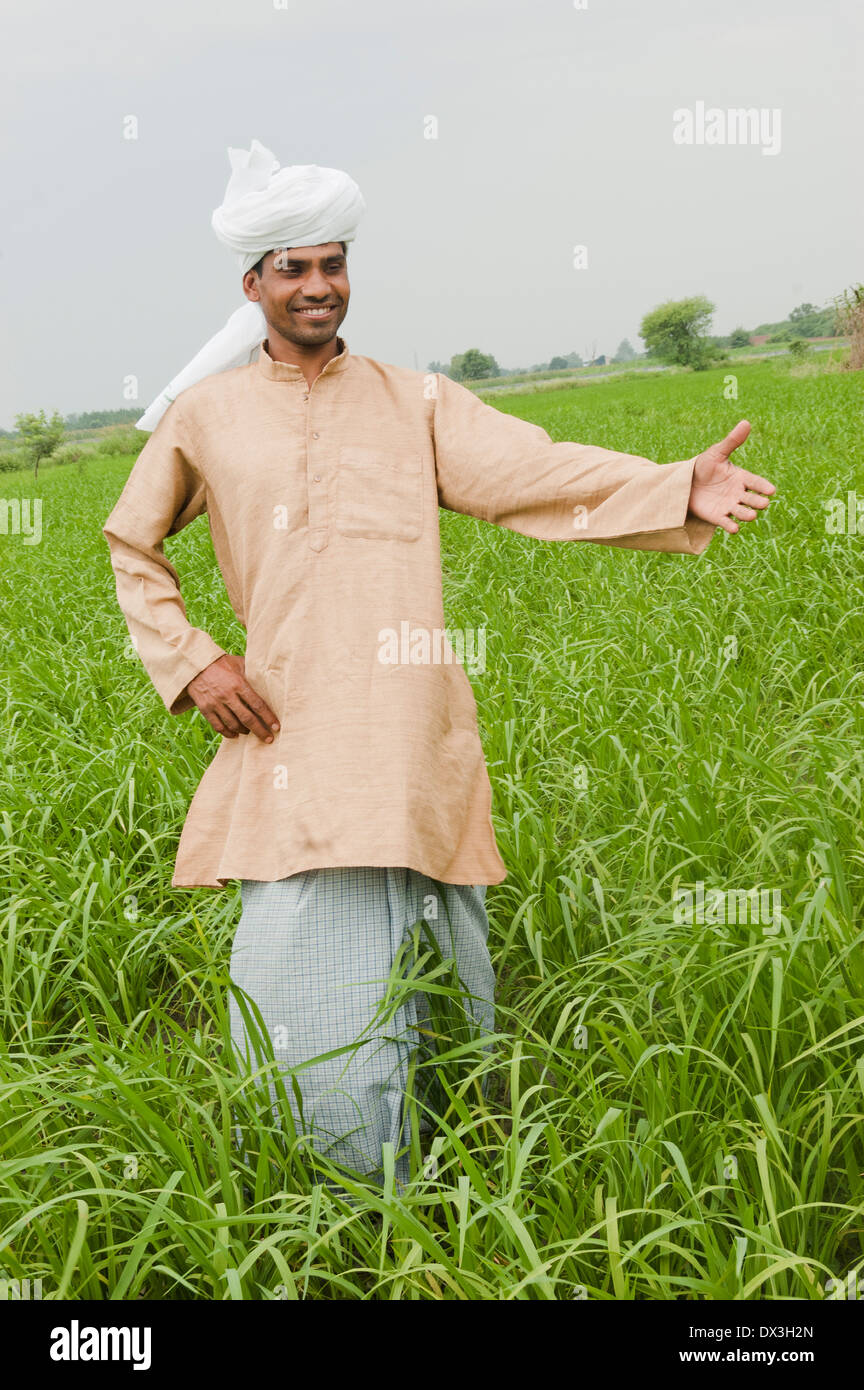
136,140,365,431
212,139,366,274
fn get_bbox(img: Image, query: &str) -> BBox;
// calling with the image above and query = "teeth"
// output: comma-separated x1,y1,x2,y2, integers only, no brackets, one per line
297,307,333,315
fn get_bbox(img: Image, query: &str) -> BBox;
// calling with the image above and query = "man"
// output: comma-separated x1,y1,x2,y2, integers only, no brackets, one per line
103,140,775,1193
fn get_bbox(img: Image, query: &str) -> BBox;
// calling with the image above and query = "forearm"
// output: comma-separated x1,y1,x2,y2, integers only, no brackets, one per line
104,527,226,715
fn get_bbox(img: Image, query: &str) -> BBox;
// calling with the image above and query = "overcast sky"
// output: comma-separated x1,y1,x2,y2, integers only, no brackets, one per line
1,0,861,428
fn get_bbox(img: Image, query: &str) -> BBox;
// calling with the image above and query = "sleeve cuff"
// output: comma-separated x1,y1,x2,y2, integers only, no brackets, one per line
597,455,717,555
160,636,227,716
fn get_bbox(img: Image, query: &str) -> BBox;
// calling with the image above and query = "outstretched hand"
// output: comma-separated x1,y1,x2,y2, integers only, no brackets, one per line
687,420,776,534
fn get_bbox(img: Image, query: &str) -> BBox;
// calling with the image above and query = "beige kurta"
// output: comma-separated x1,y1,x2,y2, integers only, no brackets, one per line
102,336,716,888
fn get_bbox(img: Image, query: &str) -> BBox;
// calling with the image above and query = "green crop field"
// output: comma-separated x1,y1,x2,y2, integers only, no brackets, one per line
1,357,863,1300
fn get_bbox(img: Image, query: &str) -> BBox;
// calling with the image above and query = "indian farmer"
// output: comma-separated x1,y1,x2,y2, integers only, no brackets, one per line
102,139,776,1192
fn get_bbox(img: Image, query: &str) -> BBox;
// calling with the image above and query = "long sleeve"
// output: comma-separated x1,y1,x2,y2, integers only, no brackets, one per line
432,373,716,555
102,403,227,716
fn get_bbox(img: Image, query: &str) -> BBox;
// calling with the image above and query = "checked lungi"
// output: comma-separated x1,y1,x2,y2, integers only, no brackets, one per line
227,867,496,1189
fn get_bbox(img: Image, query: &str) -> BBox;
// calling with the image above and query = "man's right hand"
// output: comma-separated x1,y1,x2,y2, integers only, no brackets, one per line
186,653,280,742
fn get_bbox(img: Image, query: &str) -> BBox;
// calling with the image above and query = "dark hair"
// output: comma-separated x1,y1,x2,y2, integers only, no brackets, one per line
251,241,347,276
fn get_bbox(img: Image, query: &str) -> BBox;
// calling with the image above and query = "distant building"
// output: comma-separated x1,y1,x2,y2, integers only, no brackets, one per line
749,334,769,346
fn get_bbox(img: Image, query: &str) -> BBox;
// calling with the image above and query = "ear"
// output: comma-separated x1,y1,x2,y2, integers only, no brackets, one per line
242,270,261,302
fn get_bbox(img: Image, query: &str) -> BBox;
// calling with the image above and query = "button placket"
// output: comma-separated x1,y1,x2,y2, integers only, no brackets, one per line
305,386,329,552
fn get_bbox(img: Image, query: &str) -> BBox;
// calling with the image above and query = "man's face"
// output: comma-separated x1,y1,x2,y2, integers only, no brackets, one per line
242,242,350,345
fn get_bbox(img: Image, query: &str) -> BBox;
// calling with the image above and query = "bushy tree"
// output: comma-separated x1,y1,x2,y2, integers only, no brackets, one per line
14,409,65,479
450,348,500,381
728,326,750,348
611,339,637,362
639,296,715,367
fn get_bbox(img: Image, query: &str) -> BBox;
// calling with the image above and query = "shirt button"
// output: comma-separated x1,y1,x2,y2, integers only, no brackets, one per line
312,431,319,439
313,474,322,482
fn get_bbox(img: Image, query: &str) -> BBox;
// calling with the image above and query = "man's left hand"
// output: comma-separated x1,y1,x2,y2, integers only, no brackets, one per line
687,419,776,534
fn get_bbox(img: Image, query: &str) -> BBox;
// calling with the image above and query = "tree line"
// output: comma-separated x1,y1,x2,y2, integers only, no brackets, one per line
430,291,857,380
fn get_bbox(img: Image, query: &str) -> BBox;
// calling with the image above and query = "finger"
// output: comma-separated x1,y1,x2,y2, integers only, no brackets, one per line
215,702,244,736
717,515,740,534
205,711,233,737
236,683,281,738
729,502,758,521
228,691,277,742
740,490,771,510
717,419,751,458
737,468,776,496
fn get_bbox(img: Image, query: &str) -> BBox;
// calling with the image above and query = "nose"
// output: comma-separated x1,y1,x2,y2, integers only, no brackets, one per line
303,266,332,297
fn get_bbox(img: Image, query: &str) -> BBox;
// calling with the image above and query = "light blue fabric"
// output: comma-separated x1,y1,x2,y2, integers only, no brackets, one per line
228,867,495,1191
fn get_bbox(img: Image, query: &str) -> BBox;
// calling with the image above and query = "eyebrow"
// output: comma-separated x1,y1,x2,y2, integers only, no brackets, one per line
275,251,345,266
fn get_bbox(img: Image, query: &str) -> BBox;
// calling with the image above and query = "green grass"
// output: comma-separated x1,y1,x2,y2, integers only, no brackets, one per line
1,357,863,1300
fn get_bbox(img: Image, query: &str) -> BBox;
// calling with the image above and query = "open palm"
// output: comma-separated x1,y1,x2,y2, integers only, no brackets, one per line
687,419,776,534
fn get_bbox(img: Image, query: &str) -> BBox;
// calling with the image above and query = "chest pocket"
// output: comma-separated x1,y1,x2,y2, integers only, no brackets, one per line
335,445,423,541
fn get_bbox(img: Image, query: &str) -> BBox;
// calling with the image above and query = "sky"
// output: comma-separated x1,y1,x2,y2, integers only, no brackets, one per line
1,0,861,428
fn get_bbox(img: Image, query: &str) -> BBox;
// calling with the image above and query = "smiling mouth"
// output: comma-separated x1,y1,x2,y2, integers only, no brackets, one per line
294,305,337,318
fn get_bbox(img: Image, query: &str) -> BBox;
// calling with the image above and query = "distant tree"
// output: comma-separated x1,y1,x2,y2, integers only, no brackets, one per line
611,338,637,362
701,337,730,363
64,408,141,429
639,296,715,367
15,409,65,478
451,348,500,381
789,302,819,322
564,351,584,367
548,356,569,370
728,326,750,348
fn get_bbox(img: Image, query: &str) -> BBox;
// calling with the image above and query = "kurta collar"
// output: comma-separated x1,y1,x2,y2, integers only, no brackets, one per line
255,335,351,382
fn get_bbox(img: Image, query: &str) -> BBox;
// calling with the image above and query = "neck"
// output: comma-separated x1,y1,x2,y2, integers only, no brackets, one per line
263,327,342,388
